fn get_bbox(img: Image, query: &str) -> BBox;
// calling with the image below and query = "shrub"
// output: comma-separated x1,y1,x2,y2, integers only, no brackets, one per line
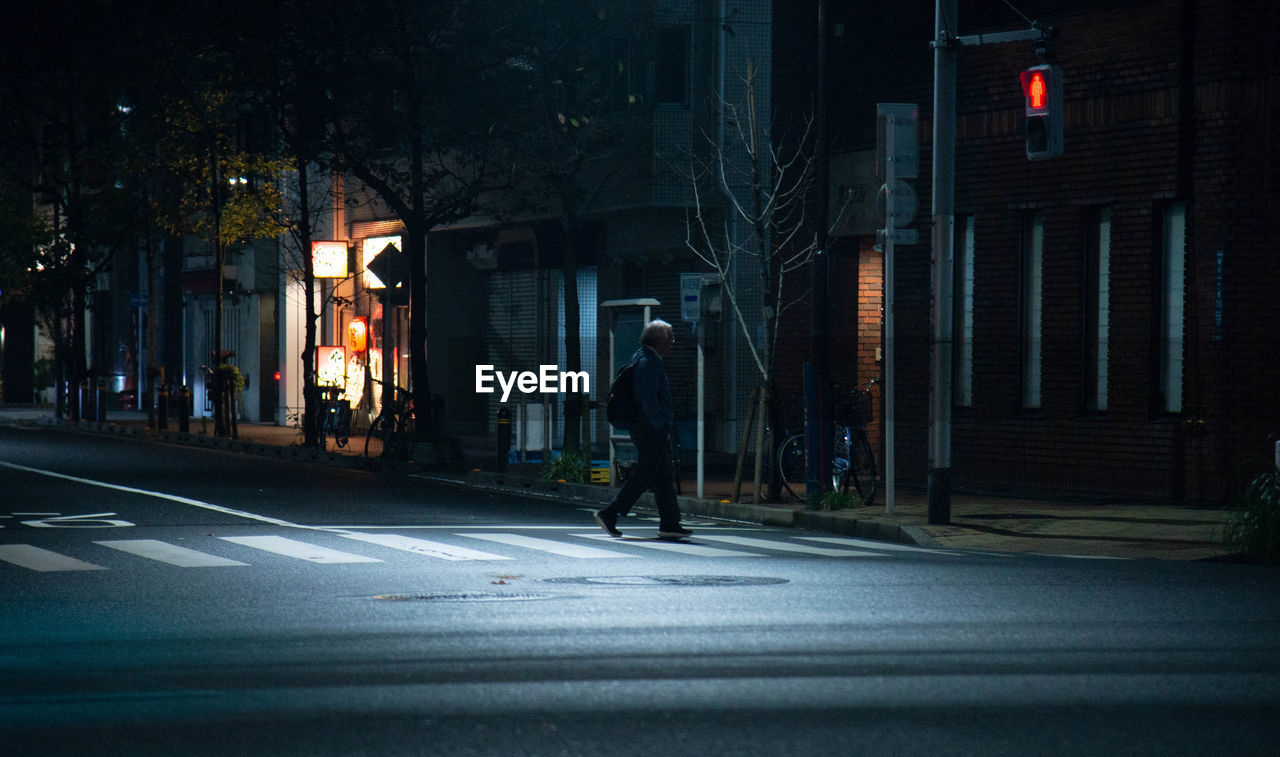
1224,470,1280,564
540,452,586,483
816,489,863,512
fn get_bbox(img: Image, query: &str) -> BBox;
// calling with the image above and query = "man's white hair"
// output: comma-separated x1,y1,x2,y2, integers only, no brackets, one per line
641,319,673,346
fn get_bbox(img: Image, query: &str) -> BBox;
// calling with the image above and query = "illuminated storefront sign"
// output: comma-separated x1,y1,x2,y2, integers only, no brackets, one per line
316,346,347,387
311,241,349,279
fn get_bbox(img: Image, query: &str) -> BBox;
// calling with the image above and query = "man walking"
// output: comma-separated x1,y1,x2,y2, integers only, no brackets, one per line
594,319,691,540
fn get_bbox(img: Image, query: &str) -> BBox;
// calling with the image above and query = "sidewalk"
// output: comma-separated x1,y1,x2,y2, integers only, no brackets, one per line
0,407,1236,561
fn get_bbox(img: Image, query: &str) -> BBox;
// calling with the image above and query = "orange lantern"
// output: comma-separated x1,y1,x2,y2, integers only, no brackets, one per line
348,317,368,353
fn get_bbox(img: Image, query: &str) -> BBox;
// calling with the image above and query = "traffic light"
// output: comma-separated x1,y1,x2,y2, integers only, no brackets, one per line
1020,64,1063,160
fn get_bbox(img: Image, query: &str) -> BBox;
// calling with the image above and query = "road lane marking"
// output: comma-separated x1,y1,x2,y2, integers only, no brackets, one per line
0,462,301,529
459,533,640,559
571,534,756,557
336,532,513,561
0,544,107,572
692,534,888,557
219,535,383,564
95,539,249,567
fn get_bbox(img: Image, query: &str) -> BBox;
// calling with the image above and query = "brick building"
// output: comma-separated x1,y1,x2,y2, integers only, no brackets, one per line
775,0,1280,501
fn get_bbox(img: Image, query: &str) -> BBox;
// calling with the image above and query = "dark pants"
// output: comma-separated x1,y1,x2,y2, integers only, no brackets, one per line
601,422,681,529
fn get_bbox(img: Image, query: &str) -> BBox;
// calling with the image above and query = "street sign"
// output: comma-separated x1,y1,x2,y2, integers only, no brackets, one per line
680,273,701,322
876,180,918,226
366,243,408,290
876,103,919,179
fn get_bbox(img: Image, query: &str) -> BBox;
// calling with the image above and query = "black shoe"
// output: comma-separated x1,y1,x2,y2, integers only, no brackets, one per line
594,510,622,538
657,525,692,540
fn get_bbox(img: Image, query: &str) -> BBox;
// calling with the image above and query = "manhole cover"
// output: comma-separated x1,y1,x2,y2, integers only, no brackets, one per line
373,592,558,602
540,575,788,587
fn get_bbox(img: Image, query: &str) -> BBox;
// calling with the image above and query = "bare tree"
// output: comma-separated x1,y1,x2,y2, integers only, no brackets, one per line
684,61,851,503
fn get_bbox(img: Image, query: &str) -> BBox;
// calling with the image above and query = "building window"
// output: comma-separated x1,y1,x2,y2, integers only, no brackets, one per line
1020,212,1044,409
654,26,690,106
1159,202,1186,414
1084,208,1111,412
954,215,975,407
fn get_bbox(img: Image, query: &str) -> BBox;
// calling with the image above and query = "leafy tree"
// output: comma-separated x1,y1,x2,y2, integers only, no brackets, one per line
0,1,148,418
152,85,287,437
323,0,514,445
493,1,649,461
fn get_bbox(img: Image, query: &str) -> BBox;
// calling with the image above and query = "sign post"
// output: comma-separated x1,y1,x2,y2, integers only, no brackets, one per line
876,103,918,514
680,273,705,499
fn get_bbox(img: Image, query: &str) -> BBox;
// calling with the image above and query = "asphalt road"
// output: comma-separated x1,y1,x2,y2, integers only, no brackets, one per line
2,425,1279,756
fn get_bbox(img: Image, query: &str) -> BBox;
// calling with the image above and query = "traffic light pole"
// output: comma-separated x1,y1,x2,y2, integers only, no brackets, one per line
928,6,1055,525
928,0,957,525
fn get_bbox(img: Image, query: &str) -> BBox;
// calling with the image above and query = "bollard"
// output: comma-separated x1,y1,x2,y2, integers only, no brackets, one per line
158,385,169,430
80,379,91,421
96,379,107,422
178,386,191,433
496,406,512,471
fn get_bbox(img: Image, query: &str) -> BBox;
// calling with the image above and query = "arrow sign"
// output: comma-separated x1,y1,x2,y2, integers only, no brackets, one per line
366,243,408,289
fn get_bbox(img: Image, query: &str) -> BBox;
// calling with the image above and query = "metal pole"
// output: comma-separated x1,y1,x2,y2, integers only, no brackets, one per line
813,0,830,379
697,322,705,499
810,0,832,494
929,0,956,524
884,122,896,515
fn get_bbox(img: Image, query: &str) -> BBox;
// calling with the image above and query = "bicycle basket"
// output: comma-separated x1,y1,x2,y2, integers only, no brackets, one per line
838,390,873,427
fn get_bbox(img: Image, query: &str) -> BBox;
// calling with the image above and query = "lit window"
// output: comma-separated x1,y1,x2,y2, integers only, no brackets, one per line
1085,208,1110,411
1159,203,1185,414
954,215,975,407
1021,212,1044,409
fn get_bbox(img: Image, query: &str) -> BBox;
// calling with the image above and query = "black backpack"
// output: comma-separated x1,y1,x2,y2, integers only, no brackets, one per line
606,359,638,430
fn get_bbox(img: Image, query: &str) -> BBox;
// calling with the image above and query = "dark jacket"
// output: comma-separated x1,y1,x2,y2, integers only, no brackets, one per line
630,344,673,431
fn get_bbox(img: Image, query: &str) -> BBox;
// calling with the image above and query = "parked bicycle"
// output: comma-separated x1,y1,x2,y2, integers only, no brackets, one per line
364,380,415,459
318,386,352,450
777,380,879,505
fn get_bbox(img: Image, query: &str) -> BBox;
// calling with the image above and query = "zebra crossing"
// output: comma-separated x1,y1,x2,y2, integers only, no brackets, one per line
0,528,957,573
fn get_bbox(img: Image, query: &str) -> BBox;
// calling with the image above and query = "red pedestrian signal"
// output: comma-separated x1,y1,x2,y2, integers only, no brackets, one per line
1023,70,1048,111
1020,64,1063,160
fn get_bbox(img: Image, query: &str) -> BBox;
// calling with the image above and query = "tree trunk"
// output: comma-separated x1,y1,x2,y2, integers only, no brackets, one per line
561,210,582,460
297,159,321,448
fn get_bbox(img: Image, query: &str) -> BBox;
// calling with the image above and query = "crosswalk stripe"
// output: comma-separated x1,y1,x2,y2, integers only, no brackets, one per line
0,544,107,572
795,536,959,555
693,534,887,557
219,536,383,564
459,533,639,559
94,539,249,567
335,532,513,561
571,534,756,557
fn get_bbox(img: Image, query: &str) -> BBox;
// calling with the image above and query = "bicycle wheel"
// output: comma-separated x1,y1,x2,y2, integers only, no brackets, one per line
777,433,807,501
848,431,878,506
390,409,415,459
832,426,852,495
364,413,393,458
334,402,352,448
